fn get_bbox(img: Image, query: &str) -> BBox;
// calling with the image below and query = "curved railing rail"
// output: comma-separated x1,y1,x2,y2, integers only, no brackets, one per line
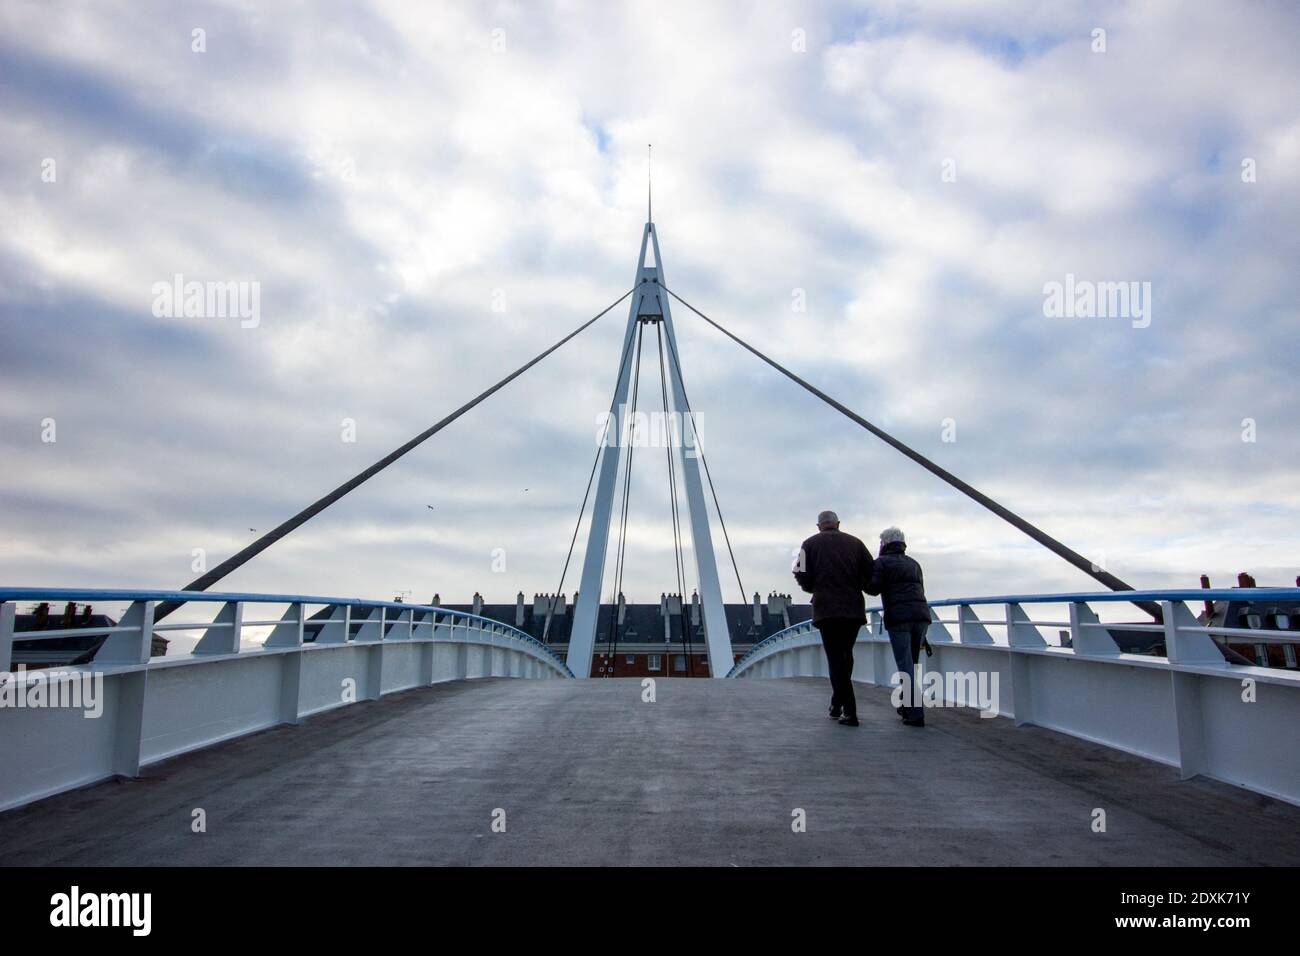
728,588,1300,677
0,587,572,676
726,588,1300,806
0,587,570,812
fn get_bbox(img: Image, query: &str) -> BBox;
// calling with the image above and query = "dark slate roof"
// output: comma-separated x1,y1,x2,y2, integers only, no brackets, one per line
13,612,118,665
436,597,811,647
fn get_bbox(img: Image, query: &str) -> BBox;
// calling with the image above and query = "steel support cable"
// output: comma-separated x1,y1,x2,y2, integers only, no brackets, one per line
156,287,637,622
661,284,1163,622
654,323,693,675
612,324,645,610
606,322,647,669
655,326,689,611
540,310,643,644
659,317,748,607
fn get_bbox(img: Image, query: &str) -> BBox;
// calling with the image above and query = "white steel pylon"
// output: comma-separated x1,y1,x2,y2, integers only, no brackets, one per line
566,220,734,678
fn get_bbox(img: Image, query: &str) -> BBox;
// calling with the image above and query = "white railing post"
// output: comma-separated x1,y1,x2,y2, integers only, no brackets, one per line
363,607,384,700
266,603,304,725
99,600,155,664
416,610,436,685
1068,601,1120,656
99,600,154,779
958,604,994,644
1163,600,1223,664
315,604,349,644
265,602,305,647
1005,603,1043,727
353,606,384,643
873,631,895,689
454,617,470,679
926,606,953,645
1164,600,1219,781
194,601,243,655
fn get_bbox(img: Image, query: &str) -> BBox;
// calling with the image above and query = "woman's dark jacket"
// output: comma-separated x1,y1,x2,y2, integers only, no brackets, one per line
866,540,930,629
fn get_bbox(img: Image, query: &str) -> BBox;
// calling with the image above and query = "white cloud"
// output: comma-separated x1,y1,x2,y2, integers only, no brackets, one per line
1,0,1297,610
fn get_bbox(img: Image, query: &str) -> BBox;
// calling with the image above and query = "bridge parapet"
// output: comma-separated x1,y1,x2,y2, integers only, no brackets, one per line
728,589,1300,807
0,588,571,812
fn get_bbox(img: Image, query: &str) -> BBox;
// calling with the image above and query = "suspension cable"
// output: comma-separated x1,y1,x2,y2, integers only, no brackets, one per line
605,322,647,670
655,324,687,612
659,317,747,606
655,322,693,675
156,286,637,622
661,283,1162,622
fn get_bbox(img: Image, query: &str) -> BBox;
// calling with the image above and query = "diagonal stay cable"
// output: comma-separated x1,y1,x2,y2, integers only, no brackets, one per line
156,287,636,622
606,321,646,669
660,317,747,607
655,322,693,675
661,283,1162,622
655,324,689,609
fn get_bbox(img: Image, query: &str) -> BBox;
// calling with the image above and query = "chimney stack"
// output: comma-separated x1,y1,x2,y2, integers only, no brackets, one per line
752,592,762,626
1200,574,1214,620
472,592,483,616
516,592,525,627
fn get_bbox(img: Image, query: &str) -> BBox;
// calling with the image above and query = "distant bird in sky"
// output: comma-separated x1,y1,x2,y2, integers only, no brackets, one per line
426,505,434,510
249,528,257,532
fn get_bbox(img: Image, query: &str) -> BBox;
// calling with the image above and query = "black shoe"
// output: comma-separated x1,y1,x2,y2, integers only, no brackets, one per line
829,707,842,720
896,705,906,716
838,715,860,727
902,716,925,727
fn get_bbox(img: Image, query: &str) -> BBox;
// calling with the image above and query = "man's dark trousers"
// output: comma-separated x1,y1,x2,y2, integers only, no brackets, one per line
816,617,861,718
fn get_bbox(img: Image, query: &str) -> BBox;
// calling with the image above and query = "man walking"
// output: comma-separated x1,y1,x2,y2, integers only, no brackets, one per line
867,526,930,727
793,510,874,727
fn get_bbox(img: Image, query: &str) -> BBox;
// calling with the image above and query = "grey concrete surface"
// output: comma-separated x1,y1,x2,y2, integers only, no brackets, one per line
2,677,1298,866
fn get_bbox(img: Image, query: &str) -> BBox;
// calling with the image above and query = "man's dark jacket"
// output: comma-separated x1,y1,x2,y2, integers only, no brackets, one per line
793,528,874,624
867,540,930,629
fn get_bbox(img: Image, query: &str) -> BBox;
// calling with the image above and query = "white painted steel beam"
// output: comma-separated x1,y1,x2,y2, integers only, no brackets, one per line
568,221,735,677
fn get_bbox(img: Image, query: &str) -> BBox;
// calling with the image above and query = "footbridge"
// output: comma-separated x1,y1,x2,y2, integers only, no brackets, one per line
2,583,1299,863
4,215,1300,863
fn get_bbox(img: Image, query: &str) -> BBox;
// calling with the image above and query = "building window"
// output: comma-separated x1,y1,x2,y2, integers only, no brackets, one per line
1254,644,1268,666
647,655,661,671
674,655,686,671
1285,645,1297,668
625,655,635,664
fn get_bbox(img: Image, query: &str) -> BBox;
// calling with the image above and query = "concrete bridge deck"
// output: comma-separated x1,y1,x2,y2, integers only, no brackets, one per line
2,677,1297,866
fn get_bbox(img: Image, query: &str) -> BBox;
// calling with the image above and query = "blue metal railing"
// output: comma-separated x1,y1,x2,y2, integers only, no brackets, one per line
0,587,574,677
726,588,1300,677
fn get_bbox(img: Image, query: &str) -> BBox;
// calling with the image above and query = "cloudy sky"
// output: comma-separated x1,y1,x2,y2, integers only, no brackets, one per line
2,0,1297,616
